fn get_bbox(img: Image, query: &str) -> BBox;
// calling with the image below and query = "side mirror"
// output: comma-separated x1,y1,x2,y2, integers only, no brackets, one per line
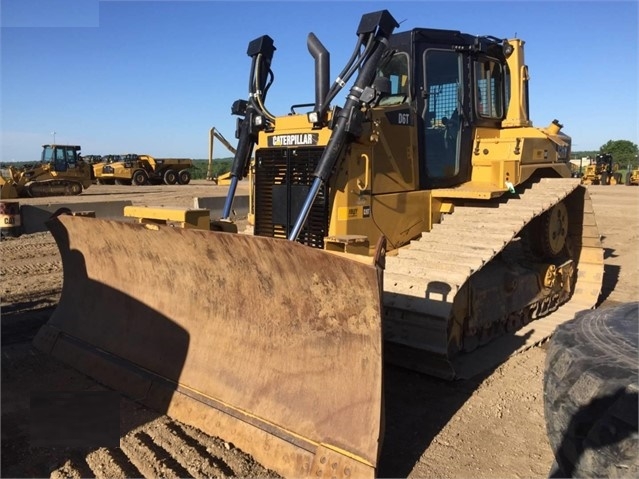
373,76,391,95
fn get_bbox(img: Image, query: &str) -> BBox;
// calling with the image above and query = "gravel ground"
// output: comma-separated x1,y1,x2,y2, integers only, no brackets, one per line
1,182,637,478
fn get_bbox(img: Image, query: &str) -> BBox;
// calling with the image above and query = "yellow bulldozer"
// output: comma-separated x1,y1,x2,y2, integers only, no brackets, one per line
35,10,603,478
0,145,93,198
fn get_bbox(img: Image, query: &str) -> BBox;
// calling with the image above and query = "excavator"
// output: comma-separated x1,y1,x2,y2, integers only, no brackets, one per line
0,145,93,198
34,10,603,479
206,126,237,185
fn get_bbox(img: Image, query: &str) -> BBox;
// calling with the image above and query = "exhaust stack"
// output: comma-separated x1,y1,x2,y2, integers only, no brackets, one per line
307,32,330,114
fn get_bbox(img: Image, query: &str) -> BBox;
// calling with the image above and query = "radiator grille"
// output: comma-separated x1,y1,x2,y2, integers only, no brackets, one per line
254,147,328,249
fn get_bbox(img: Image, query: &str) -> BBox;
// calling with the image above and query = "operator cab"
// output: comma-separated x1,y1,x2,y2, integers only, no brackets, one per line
42,145,82,172
375,30,511,189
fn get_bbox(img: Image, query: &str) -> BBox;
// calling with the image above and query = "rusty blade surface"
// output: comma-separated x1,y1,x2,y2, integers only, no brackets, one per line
34,215,384,478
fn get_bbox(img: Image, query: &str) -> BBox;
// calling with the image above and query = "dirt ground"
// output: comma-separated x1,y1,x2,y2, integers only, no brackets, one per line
1,181,637,478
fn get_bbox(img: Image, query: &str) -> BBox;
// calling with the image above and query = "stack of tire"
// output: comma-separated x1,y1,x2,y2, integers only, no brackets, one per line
543,303,638,478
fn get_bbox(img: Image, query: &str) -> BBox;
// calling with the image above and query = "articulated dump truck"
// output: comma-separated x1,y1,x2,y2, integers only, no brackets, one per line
34,10,603,478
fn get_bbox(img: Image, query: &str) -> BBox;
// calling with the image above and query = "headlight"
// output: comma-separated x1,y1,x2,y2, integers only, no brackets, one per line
307,111,320,124
503,41,514,58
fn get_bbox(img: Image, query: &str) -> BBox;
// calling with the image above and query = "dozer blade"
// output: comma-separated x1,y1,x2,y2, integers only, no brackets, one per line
34,215,384,479
0,179,19,199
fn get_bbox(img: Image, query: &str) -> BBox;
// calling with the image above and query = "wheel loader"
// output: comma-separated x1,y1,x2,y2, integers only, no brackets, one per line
0,145,93,198
580,153,622,185
34,10,603,479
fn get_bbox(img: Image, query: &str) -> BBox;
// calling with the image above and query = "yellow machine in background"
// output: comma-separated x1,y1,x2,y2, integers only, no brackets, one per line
0,145,92,198
36,11,603,478
206,126,236,185
81,154,103,164
626,168,639,185
580,153,622,185
90,154,120,183
93,153,193,185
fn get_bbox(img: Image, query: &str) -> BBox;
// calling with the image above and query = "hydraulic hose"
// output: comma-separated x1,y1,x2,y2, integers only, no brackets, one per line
288,32,395,241
221,36,275,220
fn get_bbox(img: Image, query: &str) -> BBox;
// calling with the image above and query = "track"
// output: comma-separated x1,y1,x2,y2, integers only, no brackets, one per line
2,340,280,479
0,232,62,308
1,337,280,479
47,415,279,479
25,179,84,197
383,178,603,378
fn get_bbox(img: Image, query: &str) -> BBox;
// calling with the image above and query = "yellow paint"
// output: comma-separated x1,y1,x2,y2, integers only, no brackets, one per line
338,206,364,221
124,206,211,230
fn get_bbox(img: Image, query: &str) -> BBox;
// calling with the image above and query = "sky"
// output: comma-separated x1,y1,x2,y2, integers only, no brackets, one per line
1,0,637,161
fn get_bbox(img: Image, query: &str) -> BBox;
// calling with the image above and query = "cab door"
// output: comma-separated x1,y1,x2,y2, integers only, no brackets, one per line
54,147,68,172
416,45,473,189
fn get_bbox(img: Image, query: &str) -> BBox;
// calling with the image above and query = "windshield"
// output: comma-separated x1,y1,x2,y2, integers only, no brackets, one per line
42,146,54,163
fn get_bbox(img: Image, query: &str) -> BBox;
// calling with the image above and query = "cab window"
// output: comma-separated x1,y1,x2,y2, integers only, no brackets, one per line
65,147,78,166
474,58,505,119
42,147,54,163
375,52,409,105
